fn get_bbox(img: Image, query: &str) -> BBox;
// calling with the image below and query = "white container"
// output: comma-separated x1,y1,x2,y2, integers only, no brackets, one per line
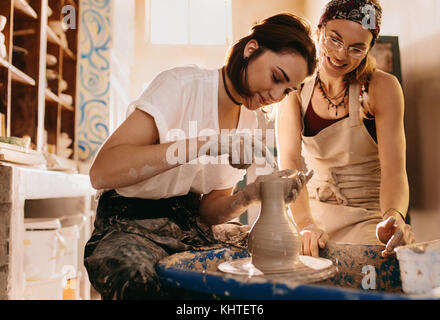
395,239,440,295
24,218,65,281
56,214,86,278
57,224,80,277
0,43,6,59
0,15,6,31
24,273,66,300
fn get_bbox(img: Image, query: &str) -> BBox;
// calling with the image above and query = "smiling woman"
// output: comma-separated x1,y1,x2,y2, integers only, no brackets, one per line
225,13,317,103
277,0,416,260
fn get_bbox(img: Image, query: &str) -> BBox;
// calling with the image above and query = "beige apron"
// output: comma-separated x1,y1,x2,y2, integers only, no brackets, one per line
300,74,383,245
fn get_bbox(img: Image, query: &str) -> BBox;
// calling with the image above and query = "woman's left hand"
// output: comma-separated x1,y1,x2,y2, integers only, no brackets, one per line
376,211,416,258
299,224,329,257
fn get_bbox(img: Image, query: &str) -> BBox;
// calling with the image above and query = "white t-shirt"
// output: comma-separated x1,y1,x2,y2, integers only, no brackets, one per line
115,65,258,199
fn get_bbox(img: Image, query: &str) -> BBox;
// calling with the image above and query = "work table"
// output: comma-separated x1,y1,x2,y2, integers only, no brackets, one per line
0,163,95,299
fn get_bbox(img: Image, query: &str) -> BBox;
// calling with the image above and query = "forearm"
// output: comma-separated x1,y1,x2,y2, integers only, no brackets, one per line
288,186,315,230
90,137,204,189
380,171,409,220
199,188,257,225
199,166,313,226
279,162,314,230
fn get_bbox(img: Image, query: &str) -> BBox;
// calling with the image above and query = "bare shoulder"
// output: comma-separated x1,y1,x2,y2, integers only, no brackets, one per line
370,69,402,95
279,89,301,115
369,69,404,115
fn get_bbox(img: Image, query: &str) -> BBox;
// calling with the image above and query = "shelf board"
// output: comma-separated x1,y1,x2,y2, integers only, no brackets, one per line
0,142,45,166
64,47,76,60
0,57,36,86
47,26,63,46
13,0,38,19
47,26,76,60
45,89,74,111
13,29,36,37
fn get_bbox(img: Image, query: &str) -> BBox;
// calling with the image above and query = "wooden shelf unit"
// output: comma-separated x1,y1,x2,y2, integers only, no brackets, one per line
0,0,79,159
0,1,96,301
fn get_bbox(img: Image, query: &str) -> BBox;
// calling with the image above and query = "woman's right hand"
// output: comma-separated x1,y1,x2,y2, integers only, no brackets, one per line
241,169,312,205
376,211,416,258
204,132,275,170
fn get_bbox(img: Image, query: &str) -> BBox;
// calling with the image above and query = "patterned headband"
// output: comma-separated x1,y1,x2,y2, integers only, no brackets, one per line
318,0,382,45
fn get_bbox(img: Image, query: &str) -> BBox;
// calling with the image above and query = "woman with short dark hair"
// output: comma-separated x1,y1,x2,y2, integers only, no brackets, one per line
85,13,317,299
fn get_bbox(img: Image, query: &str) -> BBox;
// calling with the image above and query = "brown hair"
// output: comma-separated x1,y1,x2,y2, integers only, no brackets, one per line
345,52,377,84
318,0,382,84
225,13,317,98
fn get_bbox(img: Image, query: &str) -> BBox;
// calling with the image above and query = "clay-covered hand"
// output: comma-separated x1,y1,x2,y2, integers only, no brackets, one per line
241,169,311,205
283,170,313,204
204,132,275,170
212,222,251,243
299,224,329,257
376,211,416,258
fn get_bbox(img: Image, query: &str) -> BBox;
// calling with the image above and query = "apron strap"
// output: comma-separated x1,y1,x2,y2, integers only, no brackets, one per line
300,73,318,117
301,74,361,127
348,82,361,127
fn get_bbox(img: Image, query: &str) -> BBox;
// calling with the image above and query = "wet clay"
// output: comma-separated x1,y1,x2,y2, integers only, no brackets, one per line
218,255,335,283
248,178,301,272
220,178,334,281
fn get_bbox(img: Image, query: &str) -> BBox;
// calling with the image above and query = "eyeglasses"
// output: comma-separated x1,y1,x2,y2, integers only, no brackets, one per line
322,27,369,59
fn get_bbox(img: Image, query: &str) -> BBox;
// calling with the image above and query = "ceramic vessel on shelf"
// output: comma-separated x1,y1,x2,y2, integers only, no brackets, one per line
0,15,6,31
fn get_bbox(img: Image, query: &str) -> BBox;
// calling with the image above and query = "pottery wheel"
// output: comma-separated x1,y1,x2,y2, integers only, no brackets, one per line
218,256,336,283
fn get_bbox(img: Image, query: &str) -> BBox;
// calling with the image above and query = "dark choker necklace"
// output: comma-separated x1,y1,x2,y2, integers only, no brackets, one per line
222,67,241,106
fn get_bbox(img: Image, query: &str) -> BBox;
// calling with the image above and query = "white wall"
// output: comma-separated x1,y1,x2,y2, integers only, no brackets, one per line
130,0,228,100
231,0,306,41
129,0,305,101
111,0,135,130
304,0,328,27
378,0,440,242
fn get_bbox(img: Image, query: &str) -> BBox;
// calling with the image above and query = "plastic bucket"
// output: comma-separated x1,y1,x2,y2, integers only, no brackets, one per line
56,214,86,278
24,273,66,300
57,225,80,277
395,239,440,295
24,218,65,281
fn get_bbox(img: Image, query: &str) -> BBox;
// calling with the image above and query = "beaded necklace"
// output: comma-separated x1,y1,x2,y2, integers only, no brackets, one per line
317,72,349,117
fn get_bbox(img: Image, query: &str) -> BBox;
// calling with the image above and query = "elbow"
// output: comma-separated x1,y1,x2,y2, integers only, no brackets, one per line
90,176,102,190
89,164,106,190
198,209,228,226
198,210,219,226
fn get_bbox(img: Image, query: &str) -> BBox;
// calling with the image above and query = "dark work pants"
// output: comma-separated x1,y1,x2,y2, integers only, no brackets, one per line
84,190,244,300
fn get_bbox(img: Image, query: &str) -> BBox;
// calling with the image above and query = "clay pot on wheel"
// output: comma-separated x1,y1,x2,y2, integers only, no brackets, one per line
248,178,301,273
